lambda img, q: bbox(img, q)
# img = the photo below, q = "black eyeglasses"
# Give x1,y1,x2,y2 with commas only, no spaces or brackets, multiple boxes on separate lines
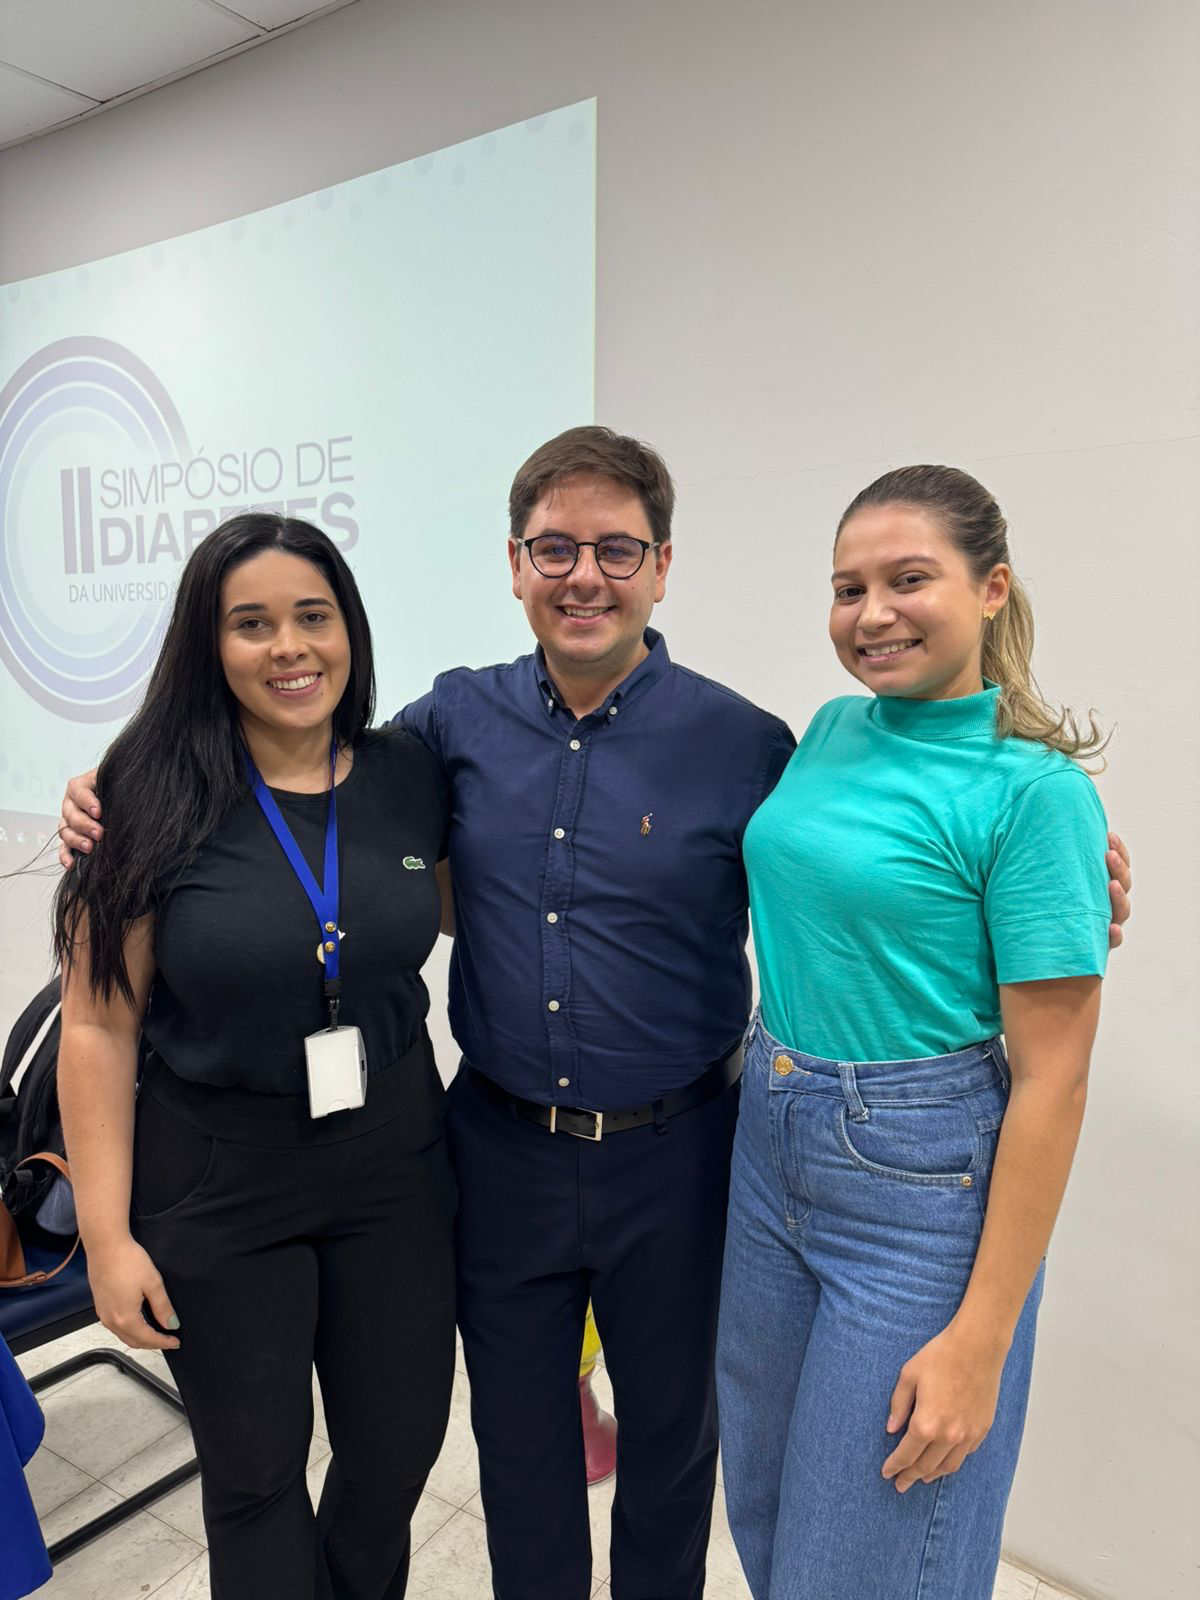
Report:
516,534,660,579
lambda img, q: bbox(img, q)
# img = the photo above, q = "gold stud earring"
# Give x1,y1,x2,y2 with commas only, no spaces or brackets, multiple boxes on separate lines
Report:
983,610,996,621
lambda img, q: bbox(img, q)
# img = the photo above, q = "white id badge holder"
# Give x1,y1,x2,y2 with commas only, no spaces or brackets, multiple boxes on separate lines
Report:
305,1025,367,1119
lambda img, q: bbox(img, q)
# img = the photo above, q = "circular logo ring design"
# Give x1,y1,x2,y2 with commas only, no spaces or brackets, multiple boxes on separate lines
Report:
0,336,191,722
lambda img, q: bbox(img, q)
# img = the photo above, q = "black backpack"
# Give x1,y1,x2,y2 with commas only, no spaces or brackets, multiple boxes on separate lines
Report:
0,976,66,1225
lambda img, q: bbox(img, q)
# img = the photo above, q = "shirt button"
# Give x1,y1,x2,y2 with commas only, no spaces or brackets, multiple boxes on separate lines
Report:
547,1000,560,1012
547,698,555,710
546,912,559,924
558,1077,570,1088
608,705,618,716
553,828,565,840
569,739,581,751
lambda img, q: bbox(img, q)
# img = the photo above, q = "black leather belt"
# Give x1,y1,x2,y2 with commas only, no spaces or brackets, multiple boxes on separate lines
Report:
468,1046,744,1142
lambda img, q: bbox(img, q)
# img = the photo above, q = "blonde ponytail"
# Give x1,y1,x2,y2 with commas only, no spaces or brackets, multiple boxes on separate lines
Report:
984,575,1108,770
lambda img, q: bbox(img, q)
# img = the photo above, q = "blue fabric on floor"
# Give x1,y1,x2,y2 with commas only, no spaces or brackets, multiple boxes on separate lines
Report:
0,1333,51,1598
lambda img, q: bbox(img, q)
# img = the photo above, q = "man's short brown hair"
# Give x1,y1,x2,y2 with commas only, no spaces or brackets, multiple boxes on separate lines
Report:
508,426,676,546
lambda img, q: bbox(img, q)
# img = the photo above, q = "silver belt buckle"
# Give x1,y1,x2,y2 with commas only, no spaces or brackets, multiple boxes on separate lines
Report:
548,1105,604,1141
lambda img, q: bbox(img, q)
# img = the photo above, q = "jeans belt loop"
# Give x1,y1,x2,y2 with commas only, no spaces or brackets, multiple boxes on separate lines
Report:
985,1035,1011,1089
837,1061,870,1123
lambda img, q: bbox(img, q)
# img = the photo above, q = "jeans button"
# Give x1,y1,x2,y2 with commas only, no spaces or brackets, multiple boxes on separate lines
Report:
773,1055,794,1076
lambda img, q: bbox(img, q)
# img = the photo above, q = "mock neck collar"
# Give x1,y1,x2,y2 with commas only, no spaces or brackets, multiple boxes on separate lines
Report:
869,680,1001,742
535,629,670,718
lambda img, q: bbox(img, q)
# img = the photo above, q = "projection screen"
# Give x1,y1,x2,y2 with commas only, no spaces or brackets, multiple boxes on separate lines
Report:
0,98,596,896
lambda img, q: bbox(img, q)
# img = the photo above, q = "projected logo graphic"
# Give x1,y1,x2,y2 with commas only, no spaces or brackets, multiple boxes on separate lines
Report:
0,336,192,723
0,337,361,725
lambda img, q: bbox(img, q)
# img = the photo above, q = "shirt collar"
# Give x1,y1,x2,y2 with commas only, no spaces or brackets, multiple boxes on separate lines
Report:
535,628,671,719
869,679,1002,742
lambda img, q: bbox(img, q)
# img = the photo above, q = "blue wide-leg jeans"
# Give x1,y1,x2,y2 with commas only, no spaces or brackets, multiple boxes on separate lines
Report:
716,1013,1042,1600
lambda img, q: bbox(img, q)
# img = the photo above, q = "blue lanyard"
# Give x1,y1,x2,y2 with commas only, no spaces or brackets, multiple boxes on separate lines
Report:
246,739,343,1027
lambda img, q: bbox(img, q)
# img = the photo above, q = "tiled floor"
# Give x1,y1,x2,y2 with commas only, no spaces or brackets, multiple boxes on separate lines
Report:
16,1322,1081,1600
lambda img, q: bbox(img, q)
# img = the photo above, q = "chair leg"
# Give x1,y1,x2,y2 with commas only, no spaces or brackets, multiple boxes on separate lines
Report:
30,1347,201,1565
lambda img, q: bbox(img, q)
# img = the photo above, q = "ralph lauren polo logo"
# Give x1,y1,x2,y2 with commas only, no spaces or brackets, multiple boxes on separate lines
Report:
640,813,653,836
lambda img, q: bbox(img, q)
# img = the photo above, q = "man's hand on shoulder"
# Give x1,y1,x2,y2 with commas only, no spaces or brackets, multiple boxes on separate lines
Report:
1106,832,1132,950
58,769,102,869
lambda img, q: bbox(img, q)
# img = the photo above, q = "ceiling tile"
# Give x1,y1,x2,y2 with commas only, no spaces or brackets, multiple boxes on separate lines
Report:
216,1,332,26
0,62,96,146
0,0,259,102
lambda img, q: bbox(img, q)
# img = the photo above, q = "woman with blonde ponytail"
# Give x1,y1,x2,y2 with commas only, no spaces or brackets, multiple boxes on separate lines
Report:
717,466,1113,1600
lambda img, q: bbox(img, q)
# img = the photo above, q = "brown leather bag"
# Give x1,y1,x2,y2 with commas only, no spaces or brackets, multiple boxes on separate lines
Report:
0,1153,81,1288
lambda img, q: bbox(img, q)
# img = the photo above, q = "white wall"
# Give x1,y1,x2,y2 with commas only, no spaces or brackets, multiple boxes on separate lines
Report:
2,2,1197,1595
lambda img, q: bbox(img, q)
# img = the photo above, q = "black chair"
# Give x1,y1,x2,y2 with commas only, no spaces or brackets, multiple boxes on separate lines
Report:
0,1236,200,1564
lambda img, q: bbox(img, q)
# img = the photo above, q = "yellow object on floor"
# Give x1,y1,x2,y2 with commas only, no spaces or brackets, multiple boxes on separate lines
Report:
579,1303,601,1378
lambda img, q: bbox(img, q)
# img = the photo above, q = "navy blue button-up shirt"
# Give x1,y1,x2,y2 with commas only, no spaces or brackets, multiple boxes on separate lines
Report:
398,631,794,1108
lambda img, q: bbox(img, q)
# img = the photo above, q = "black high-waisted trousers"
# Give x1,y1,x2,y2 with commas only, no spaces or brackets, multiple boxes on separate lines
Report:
132,1035,457,1600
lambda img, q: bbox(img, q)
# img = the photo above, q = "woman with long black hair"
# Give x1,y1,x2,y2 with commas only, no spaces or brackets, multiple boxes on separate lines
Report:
54,514,455,1600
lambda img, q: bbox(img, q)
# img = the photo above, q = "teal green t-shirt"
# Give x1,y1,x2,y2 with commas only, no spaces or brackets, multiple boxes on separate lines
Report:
744,684,1109,1061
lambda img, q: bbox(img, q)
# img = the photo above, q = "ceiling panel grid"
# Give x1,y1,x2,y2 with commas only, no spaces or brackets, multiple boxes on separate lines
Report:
0,0,359,150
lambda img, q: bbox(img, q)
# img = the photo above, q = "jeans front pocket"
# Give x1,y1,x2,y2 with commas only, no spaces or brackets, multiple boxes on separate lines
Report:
836,1097,980,1186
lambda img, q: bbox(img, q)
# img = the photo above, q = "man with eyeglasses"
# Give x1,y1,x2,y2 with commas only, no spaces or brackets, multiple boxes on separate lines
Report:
396,425,795,1600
